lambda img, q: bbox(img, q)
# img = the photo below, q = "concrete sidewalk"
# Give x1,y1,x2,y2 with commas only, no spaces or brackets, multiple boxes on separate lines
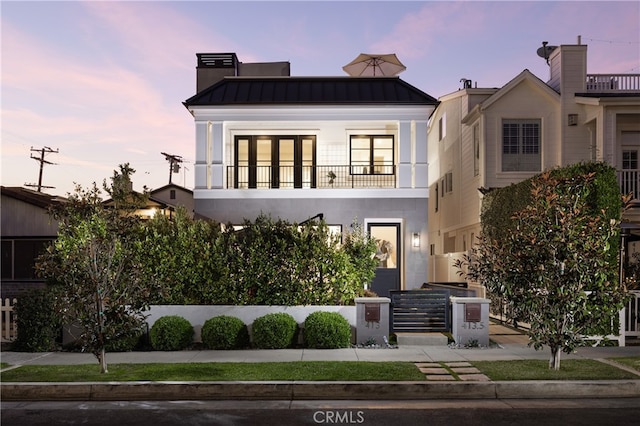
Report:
2,342,640,367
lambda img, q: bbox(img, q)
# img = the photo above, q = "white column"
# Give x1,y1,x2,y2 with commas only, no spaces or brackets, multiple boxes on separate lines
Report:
210,122,224,188
398,121,412,188
414,120,429,188
194,121,209,189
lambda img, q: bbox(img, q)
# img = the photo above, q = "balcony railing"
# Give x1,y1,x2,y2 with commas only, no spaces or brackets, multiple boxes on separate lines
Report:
586,74,640,93
619,169,640,200
226,165,396,189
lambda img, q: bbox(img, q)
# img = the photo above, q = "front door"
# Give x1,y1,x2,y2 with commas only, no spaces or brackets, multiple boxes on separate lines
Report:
367,222,401,297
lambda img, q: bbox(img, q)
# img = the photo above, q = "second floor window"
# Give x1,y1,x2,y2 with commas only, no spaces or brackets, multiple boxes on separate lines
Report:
502,119,541,172
350,135,394,175
233,135,316,188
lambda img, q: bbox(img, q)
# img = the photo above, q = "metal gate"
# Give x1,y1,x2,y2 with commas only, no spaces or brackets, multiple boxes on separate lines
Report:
390,290,451,333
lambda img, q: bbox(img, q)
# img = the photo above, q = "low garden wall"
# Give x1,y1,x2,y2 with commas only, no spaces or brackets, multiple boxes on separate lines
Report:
146,305,356,343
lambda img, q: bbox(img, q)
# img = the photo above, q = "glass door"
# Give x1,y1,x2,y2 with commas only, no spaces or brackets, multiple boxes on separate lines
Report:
367,222,401,297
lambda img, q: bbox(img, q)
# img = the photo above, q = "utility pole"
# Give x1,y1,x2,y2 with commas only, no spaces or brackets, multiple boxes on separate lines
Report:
25,146,58,192
161,152,183,184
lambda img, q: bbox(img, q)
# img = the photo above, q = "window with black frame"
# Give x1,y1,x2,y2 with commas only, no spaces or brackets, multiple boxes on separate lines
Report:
349,135,394,175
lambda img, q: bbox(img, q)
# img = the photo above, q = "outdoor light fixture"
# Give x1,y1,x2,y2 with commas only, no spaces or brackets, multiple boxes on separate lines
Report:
412,232,420,248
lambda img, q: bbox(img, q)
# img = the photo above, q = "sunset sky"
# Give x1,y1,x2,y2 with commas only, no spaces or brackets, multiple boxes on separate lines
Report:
2,1,639,196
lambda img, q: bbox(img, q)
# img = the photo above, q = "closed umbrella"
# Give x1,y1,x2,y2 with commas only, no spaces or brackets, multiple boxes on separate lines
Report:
342,53,406,77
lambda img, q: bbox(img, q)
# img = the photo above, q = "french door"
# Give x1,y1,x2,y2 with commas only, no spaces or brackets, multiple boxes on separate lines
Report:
234,135,316,188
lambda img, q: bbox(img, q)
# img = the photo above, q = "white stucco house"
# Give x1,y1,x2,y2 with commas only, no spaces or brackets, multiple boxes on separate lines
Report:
427,39,640,282
183,53,438,296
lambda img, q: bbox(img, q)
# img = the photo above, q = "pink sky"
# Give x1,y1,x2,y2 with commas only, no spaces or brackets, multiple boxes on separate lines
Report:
2,1,639,196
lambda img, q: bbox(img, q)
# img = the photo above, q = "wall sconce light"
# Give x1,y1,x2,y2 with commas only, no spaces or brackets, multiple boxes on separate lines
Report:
412,232,420,248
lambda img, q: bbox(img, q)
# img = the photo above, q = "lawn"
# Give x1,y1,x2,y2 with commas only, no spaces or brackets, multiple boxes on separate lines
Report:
472,359,640,381
2,358,639,382
0,361,426,382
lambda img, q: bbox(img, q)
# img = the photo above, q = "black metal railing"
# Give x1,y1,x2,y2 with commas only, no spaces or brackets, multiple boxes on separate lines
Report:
226,165,396,189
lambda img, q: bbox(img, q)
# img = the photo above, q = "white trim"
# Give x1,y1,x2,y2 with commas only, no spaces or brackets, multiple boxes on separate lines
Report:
189,105,433,122
193,188,427,200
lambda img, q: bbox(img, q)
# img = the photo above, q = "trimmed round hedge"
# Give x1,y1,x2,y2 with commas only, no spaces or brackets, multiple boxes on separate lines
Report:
150,315,194,351
304,311,351,349
201,315,249,350
252,312,298,349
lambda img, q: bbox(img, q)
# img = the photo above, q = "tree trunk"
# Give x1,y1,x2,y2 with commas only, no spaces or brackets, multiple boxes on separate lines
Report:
99,347,108,374
549,345,561,370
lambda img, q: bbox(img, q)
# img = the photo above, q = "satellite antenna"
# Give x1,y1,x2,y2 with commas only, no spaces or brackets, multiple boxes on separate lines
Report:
537,41,557,65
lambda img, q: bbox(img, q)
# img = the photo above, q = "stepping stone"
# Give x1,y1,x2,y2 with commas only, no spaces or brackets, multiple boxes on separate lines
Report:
415,363,441,368
450,367,481,374
426,375,457,381
458,374,491,382
418,367,449,374
445,362,471,367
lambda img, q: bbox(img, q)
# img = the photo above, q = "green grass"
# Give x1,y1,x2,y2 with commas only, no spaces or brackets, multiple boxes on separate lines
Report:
0,362,8,369
473,359,640,381
3,358,638,382
0,361,426,382
612,357,640,372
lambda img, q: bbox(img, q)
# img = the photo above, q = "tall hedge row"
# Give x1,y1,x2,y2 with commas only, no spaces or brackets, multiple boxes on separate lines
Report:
137,211,377,306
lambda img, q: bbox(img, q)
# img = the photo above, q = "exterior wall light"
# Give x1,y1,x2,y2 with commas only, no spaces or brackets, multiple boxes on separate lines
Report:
412,232,420,248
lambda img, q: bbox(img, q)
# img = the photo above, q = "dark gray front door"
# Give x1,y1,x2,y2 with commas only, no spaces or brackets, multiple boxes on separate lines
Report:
368,223,401,297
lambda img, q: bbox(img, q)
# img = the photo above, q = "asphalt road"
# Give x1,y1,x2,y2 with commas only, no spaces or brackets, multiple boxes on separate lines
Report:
2,399,639,426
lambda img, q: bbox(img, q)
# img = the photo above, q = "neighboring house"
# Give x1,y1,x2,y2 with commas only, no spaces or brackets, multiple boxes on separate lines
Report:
183,53,438,296
0,186,66,299
150,184,195,219
102,183,194,220
427,39,640,283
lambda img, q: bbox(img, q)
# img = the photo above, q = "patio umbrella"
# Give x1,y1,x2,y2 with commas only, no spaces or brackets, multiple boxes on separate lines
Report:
342,53,406,77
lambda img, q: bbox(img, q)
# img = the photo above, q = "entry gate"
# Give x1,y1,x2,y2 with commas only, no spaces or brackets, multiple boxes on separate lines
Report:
390,290,451,333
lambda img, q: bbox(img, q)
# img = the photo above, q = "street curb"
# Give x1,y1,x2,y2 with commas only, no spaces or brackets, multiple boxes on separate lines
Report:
2,380,640,401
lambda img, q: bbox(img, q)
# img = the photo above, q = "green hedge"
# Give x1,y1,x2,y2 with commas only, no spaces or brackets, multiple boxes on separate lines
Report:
201,315,249,350
149,315,194,351
13,287,60,352
303,311,351,349
251,313,298,349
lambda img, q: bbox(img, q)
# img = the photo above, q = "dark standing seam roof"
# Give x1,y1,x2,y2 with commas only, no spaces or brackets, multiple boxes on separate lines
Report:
184,76,438,106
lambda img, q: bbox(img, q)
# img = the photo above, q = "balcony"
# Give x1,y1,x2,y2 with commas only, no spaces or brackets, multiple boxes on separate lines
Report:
227,165,396,189
586,74,640,93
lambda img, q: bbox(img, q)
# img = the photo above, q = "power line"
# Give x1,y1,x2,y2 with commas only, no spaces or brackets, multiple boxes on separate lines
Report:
161,152,183,185
25,146,59,192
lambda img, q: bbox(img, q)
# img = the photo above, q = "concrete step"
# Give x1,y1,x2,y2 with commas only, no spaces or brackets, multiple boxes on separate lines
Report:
396,332,448,346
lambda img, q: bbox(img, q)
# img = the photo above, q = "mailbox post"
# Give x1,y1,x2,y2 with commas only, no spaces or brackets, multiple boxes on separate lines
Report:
355,297,390,346
450,297,490,347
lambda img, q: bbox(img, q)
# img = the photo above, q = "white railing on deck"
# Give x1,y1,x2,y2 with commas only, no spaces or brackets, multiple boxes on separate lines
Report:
1,298,17,342
626,290,640,338
618,169,640,200
586,74,640,93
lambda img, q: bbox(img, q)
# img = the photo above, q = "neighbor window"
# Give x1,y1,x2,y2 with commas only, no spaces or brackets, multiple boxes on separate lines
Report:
501,119,541,172
350,135,394,175
473,124,480,176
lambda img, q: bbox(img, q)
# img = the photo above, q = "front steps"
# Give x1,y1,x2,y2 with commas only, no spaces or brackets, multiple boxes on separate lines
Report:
396,332,448,346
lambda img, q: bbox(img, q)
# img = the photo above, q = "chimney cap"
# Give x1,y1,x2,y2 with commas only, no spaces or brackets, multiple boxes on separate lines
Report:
197,53,238,68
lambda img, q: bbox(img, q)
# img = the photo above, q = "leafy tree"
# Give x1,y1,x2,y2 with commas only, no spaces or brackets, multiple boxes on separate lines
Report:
458,166,627,369
36,164,161,373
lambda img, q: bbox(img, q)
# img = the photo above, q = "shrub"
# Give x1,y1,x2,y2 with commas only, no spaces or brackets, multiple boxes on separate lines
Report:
149,315,193,351
303,311,351,349
201,315,249,350
252,313,298,349
13,287,60,352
